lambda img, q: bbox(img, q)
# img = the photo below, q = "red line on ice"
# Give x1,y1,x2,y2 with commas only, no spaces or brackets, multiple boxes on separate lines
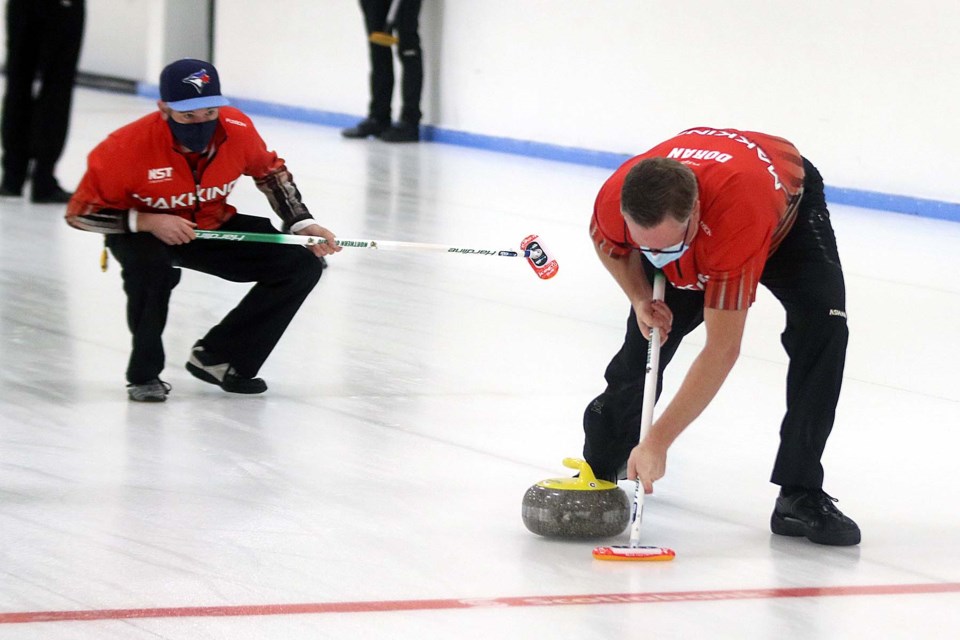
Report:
2,582,959,624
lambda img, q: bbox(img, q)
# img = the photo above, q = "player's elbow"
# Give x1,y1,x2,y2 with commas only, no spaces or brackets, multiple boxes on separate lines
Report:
717,343,741,371
722,345,741,370
704,340,741,372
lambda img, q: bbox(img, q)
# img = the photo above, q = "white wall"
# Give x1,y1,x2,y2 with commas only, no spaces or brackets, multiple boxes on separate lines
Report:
211,0,959,203
77,0,153,79
5,0,958,203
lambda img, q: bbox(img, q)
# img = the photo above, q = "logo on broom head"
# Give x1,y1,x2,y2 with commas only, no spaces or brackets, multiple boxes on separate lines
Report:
182,69,212,94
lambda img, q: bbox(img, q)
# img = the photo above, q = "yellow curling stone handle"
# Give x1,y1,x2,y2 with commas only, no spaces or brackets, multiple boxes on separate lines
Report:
535,458,619,491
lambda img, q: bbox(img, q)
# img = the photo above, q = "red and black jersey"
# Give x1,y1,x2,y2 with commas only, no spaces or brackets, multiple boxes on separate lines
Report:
591,127,805,310
66,106,313,233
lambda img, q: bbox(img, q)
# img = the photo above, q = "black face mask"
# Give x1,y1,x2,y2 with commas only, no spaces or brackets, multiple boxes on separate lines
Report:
167,118,218,153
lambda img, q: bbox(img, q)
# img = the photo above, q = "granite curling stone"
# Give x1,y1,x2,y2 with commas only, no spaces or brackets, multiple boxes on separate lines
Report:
522,458,630,538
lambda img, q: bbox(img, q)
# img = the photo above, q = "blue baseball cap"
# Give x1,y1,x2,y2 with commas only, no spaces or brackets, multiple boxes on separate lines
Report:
159,58,230,111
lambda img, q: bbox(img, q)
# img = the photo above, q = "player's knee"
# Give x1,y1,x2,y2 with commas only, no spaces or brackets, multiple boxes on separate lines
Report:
818,305,848,337
790,306,848,351
295,249,325,287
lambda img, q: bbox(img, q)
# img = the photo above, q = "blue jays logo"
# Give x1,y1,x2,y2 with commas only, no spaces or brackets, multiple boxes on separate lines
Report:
181,69,212,94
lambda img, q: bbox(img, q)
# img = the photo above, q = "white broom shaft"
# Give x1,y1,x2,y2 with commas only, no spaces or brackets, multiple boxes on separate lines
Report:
640,272,666,432
628,270,666,548
385,0,403,27
193,229,539,258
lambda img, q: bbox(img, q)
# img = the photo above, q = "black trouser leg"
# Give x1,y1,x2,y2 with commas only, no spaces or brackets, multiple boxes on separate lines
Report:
395,0,423,125
174,215,324,377
583,262,706,482
1,0,40,190
30,0,85,192
105,233,182,384
760,159,847,490
360,0,395,123
0,0,84,193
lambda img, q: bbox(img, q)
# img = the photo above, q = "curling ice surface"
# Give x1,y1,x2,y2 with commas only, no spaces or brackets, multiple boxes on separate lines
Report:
1,86,959,639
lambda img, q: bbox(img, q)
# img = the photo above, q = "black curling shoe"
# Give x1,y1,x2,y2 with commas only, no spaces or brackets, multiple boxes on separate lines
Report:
31,185,73,204
771,488,861,546
186,342,267,394
341,118,387,139
379,122,420,143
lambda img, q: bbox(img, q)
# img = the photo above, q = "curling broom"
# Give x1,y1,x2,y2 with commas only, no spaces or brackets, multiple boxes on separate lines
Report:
592,271,675,561
193,229,559,280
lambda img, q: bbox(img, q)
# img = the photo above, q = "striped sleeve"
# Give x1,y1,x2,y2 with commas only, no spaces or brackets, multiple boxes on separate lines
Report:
65,205,129,233
590,174,636,258
253,161,314,232
590,212,633,257
64,137,134,234
702,259,761,311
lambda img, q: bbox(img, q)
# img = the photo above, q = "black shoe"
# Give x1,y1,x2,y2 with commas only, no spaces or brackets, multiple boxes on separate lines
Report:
185,342,268,394
0,185,22,197
771,488,861,546
379,123,420,143
31,185,73,204
341,118,387,139
127,378,172,402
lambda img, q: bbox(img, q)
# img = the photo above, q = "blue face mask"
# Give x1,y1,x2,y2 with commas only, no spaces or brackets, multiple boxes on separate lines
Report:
167,118,218,153
641,242,690,268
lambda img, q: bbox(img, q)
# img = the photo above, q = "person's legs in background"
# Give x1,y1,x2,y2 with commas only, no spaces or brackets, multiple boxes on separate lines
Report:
0,0,84,203
342,0,393,139
30,0,85,202
379,0,422,142
1,0,40,196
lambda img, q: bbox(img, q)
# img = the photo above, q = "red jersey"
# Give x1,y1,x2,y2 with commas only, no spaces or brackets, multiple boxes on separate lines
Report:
591,127,805,310
66,106,312,233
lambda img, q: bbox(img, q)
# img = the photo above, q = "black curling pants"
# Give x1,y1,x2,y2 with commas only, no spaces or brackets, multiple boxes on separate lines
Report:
359,0,423,126
105,214,325,385
1,0,85,193
583,158,848,490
